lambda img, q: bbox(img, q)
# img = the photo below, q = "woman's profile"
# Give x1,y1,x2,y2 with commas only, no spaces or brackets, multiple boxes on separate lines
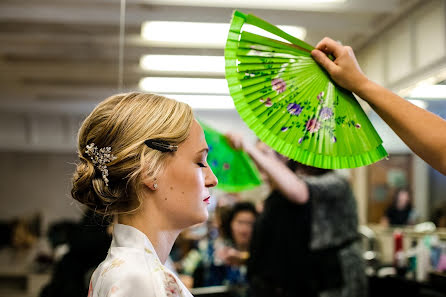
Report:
71,92,218,297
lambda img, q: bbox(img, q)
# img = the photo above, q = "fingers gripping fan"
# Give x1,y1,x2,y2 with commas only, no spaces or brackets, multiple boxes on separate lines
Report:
201,122,262,192
225,10,387,169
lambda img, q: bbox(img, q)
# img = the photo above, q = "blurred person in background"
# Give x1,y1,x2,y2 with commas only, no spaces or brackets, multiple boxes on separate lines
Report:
39,209,112,297
218,202,257,285
180,202,257,290
432,203,446,228
227,134,366,297
179,205,231,288
381,188,416,226
0,214,40,250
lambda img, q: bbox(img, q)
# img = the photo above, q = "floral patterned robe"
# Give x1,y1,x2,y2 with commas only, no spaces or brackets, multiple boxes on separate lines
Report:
87,224,192,297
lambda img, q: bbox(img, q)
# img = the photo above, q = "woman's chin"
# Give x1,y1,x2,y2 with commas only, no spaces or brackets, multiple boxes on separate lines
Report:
183,210,208,229
197,210,209,224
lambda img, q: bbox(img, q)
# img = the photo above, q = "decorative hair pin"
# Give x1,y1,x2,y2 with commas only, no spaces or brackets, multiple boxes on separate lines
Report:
144,139,178,152
85,143,117,186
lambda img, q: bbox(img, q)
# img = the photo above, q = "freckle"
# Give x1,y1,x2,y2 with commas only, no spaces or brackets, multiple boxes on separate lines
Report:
170,186,173,190
182,192,185,194
165,197,167,201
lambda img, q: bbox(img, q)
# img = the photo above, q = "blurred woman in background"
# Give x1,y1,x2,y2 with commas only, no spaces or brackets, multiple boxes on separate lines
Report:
381,188,416,226
180,202,257,289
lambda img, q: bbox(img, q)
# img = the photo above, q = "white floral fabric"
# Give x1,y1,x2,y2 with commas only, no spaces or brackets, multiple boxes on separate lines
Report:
87,224,193,297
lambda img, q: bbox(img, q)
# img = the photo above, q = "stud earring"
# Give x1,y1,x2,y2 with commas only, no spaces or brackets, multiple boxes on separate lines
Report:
153,183,158,189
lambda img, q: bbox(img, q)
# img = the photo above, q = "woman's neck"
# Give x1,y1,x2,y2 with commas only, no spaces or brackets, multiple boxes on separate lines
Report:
119,213,180,264
235,242,249,251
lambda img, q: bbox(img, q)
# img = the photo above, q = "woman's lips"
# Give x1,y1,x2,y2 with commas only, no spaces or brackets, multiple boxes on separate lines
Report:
203,196,210,204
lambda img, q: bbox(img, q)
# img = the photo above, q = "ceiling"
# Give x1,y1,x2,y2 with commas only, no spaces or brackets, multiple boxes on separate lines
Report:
0,0,423,110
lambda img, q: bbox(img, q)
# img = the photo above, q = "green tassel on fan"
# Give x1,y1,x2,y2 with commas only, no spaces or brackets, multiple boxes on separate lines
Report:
200,121,263,192
225,10,388,169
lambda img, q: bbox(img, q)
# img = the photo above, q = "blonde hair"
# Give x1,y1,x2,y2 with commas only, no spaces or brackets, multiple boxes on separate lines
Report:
71,92,194,215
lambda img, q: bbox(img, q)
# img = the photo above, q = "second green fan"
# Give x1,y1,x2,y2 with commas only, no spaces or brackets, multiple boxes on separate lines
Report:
201,122,262,192
225,10,388,169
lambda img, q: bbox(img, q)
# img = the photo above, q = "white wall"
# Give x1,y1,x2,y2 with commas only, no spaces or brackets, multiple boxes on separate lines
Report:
357,0,446,91
0,152,83,231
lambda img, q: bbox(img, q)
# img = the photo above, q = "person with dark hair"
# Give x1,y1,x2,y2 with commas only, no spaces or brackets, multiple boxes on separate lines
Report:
0,214,41,250
40,210,112,297
219,202,258,268
226,135,366,297
180,202,257,288
432,203,446,228
381,188,416,226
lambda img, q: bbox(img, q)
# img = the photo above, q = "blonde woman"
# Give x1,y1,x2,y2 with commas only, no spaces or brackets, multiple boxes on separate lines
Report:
71,93,218,297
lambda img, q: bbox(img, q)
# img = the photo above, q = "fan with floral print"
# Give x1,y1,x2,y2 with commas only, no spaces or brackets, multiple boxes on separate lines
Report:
201,121,262,192
225,10,388,169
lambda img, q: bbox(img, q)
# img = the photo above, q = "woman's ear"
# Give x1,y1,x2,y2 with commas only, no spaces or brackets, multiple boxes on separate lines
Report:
142,176,158,191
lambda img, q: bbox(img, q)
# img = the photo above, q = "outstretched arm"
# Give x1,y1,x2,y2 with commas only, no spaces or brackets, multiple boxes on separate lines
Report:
311,37,446,175
226,133,309,204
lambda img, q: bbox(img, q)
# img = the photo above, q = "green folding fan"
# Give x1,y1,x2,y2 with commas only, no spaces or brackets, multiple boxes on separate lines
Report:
200,121,262,192
225,10,388,169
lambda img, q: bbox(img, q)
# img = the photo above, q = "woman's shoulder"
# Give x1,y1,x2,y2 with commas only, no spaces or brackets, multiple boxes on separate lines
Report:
303,171,347,187
90,249,150,282
89,248,163,296
303,172,351,197
89,247,191,297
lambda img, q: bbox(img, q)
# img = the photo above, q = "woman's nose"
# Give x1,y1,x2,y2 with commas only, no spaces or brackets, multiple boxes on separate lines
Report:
205,167,218,188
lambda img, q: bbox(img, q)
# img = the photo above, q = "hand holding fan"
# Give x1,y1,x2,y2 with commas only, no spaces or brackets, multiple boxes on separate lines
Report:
201,122,262,192
225,10,388,169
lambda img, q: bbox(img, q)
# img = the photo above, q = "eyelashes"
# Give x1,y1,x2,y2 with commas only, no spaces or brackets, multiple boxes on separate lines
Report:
197,162,207,168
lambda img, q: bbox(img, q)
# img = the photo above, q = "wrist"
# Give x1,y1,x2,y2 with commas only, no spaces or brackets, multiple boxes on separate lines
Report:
352,78,376,101
243,142,255,155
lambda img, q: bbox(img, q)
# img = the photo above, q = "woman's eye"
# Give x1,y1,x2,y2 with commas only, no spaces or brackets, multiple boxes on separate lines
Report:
197,162,207,168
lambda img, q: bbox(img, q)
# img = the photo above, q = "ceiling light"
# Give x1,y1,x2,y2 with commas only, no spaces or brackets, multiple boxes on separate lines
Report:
140,55,225,73
141,22,228,47
160,94,235,109
408,85,446,99
141,21,306,47
398,68,446,97
139,77,229,94
143,0,345,10
408,100,428,109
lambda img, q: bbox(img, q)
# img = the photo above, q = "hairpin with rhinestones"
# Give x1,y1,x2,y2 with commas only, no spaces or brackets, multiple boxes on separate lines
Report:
144,139,178,152
85,143,117,186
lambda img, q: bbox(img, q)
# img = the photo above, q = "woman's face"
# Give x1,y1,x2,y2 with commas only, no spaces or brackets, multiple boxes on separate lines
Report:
155,120,218,229
230,210,256,248
396,190,410,210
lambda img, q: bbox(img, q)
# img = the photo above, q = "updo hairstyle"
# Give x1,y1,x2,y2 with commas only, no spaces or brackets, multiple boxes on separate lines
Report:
71,92,194,215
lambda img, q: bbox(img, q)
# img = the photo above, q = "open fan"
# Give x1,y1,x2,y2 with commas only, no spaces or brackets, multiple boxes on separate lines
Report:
201,121,263,192
225,10,388,169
